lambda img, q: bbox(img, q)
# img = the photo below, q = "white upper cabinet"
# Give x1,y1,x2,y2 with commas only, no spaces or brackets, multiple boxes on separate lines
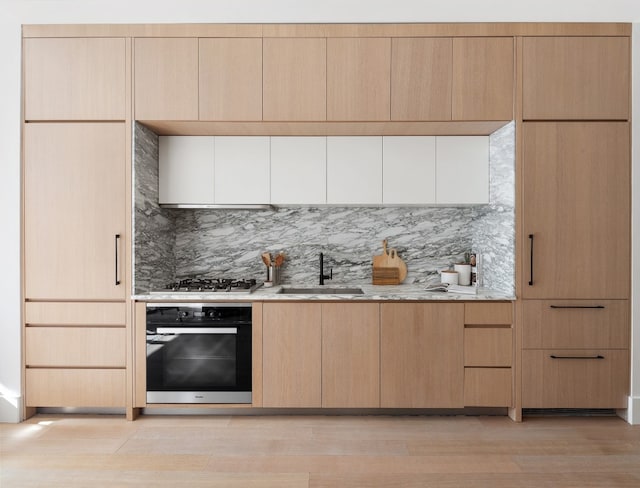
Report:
159,136,215,205
383,136,436,204
271,137,327,204
327,137,383,205
436,136,489,204
214,137,270,204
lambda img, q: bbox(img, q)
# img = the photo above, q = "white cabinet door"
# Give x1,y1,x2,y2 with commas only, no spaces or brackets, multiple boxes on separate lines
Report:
158,136,214,205
383,136,436,204
271,137,327,204
436,136,489,204
214,136,270,204
327,136,382,204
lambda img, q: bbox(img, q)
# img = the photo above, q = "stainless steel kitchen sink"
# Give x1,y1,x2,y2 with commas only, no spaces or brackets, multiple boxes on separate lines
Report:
278,287,364,295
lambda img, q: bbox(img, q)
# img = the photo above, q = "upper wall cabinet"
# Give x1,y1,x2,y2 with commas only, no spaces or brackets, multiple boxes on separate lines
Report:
452,37,514,121
24,38,126,121
436,136,489,204
271,137,327,204
327,137,383,204
391,38,452,121
383,136,436,204
263,38,327,121
214,137,270,204
522,37,629,120
134,38,198,120
159,136,215,205
199,38,262,121
327,38,391,121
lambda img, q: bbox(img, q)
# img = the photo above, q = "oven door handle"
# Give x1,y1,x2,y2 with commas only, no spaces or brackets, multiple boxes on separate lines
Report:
155,327,238,335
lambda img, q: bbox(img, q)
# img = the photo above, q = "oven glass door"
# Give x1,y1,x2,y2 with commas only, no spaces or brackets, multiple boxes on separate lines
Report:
146,304,252,403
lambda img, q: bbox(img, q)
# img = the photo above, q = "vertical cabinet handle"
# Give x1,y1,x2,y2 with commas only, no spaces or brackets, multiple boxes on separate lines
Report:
528,234,534,286
115,234,121,286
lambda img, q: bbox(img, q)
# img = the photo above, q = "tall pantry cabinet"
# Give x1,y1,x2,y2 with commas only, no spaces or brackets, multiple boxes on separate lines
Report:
22,38,131,414
520,36,631,409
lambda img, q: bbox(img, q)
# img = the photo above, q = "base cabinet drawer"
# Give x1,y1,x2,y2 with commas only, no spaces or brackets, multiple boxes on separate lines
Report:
464,327,512,366
522,349,629,409
464,368,512,407
26,327,126,367
523,300,629,349
26,368,126,407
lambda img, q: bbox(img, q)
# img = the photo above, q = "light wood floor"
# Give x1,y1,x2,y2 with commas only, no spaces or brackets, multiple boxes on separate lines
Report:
2,414,640,487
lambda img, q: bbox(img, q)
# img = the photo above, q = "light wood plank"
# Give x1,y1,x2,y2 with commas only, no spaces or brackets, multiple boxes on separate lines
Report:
464,302,513,325
24,38,126,120
26,327,126,367
252,302,263,408
262,303,322,407
391,37,452,121
380,303,464,408
22,22,632,38
25,302,126,326
327,38,391,121
522,299,630,349
134,38,198,120
140,120,508,136
134,301,147,408
322,303,380,408
452,37,514,120
263,38,327,121
24,123,126,300
464,368,512,407
523,36,630,120
25,369,126,407
199,38,262,121
522,122,630,299
464,328,512,367
522,349,630,408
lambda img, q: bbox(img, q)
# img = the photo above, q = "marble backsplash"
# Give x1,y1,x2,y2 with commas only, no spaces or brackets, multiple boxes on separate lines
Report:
133,122,515,295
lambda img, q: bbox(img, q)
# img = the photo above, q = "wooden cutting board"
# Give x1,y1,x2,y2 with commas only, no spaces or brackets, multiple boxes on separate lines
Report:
372,239,391,268
388,248,408,282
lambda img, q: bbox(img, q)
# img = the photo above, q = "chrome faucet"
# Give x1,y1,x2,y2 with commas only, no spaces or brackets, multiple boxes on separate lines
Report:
319,252,333,285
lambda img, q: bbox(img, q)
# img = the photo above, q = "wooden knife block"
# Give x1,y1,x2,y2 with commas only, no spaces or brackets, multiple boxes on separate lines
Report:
372,267,400,285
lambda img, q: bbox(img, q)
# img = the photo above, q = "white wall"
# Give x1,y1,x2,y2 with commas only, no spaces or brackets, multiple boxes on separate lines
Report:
2,0,640,422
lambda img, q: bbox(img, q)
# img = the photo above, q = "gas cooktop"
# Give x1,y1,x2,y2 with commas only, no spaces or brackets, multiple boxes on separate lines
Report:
150,278,262,294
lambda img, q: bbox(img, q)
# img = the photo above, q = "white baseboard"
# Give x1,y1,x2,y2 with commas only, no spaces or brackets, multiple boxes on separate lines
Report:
618,396,640,424
0,394,21,423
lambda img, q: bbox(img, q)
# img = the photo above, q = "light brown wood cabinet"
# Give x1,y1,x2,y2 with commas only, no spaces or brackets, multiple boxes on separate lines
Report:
522,349,629,408
262,303,322,407
263,38,327,121
522,122,630,299
463,303,513,407
452,37,514,120
24,37,126,121
322,303,380,408
522,300,629,350
391,38,452,121
380,303,464,408
134,38,198,120
24,123,126,300
24,302,127,408
523,37,630,120
327,38,391,121
199,38,262,121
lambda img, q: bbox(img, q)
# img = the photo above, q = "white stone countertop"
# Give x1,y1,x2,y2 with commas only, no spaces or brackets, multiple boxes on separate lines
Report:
133,283,515,302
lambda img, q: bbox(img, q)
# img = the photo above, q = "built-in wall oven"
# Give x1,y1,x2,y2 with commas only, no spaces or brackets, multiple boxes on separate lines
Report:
146,303,252,404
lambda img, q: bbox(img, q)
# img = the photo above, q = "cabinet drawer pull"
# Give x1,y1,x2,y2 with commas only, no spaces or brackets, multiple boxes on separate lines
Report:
549,355,605,360
115,234,121,286
528,234,534,286
549,305,605,309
